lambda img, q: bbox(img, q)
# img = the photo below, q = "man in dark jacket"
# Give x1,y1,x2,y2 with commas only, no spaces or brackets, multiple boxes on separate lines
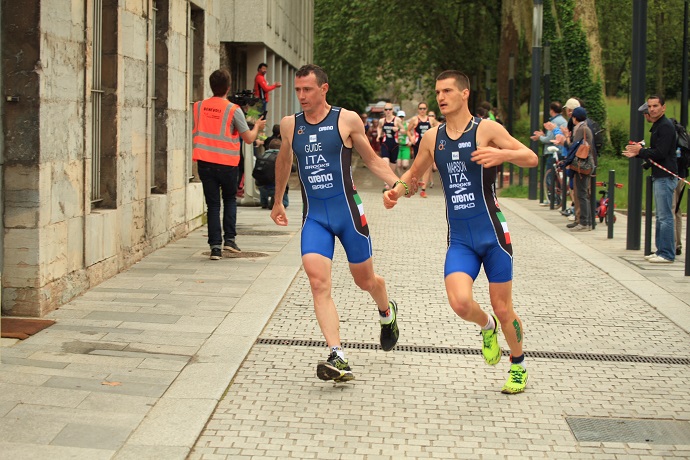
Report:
624,95,679,263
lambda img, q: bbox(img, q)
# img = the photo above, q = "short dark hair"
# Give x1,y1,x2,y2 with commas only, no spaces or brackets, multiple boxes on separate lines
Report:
296,64,329,86
476,107,488,118
648,94,666,105
436,70,470,91
480,101,492,111
209,69,231,97
550,101,563,114
257,63,267,71
271,124,280,136
268,138,282,149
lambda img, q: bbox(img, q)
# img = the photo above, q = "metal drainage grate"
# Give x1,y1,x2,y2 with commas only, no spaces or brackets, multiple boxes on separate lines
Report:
238,230,291,236
203,250,268,258
255,338,690,365
567,417,690,444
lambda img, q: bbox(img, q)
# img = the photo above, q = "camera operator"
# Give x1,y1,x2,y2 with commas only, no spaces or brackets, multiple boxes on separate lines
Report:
254,63,281,113
192,69,266,260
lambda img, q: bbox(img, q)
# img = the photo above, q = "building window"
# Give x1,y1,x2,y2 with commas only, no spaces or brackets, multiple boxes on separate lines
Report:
92,0,118,208
187,4,204,182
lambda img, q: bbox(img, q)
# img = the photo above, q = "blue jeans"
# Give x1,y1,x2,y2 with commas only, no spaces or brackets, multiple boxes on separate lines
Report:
653,176,678,261
197,161,239,248
258,185,289,208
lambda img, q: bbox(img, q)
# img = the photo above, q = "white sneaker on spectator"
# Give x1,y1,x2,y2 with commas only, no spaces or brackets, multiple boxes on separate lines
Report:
567,215,576,221
648,255,673,264
644,253,657,260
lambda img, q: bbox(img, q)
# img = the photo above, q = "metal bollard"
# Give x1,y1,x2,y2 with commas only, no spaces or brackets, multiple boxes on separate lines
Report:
686,193,689,276
591,175,597,230
644,175,653,257
607,170,615,239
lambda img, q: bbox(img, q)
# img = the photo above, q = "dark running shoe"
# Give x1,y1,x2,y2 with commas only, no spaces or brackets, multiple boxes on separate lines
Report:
316,351,354,382
210,248,222,260
223,240,241,253
380,300,399,351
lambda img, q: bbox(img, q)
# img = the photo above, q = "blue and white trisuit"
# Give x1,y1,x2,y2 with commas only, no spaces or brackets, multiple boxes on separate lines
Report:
433,117,514,283
291,107,372,264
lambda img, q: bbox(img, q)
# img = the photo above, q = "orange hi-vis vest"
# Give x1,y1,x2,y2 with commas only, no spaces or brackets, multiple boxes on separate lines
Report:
192,97,242,166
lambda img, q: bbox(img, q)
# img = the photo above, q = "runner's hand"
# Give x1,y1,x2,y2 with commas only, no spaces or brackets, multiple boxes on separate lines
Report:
383,189,400,209
271,203,288,226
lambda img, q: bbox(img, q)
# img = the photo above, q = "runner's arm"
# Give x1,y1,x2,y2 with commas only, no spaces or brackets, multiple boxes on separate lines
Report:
271,116,295,226
471,120,537,168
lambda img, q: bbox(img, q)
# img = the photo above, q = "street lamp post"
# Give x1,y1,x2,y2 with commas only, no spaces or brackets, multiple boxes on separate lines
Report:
627,0,647,250
508,54,515,186
528,0,544,200
540,41,551,205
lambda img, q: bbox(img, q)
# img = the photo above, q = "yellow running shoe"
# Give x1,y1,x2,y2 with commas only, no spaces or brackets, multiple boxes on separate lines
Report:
480,314,501,365
501,364,528,394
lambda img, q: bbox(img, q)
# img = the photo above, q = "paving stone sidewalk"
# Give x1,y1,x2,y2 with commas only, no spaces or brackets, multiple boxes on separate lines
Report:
2,167,689,459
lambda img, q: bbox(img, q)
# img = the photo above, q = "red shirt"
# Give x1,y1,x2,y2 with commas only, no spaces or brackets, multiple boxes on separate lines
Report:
254,72,278,102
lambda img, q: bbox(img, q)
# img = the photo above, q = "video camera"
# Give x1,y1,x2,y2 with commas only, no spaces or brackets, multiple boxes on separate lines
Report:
228,89,261,107
228,89,265,122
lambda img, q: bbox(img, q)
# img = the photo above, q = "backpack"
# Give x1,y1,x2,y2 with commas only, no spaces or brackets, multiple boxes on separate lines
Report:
586,118,605,155
252,149,278,186
670,118,690,176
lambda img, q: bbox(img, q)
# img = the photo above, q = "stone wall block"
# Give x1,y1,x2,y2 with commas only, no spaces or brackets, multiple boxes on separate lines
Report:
66,216,84,273
146,194,168,240
122,57,147,107
41,220,68,284
169,186,186,228
50,160,83,223
40,101,85,163
120,9,148,62
170,0,188,35
186,183,205,221
85,212,104,266
40,35,85,102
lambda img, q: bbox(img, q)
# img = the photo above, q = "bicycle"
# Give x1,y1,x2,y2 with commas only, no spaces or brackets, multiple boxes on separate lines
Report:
595,181,624,224
543,146,564,207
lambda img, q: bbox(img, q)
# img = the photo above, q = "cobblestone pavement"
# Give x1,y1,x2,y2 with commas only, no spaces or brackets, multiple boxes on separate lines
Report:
190,167,690,459
2,165,689,459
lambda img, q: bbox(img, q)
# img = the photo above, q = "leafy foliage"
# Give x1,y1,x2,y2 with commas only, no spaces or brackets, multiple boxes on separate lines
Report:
544,0,607,128
314,0,502,111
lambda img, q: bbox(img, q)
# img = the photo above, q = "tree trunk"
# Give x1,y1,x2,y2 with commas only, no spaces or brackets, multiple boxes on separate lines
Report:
574,0,605,83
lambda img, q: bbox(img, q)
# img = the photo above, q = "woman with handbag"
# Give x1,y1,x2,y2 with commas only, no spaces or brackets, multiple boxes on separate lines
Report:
565,107,595,232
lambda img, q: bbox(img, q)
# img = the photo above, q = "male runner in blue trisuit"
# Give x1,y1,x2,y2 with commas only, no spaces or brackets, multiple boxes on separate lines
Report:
384,70,537,394
271,64,407,382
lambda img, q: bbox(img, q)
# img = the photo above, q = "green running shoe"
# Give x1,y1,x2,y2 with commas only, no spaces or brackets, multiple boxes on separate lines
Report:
501,364,528,394
480,314,501,365
380,300,399,351
316,352,354,382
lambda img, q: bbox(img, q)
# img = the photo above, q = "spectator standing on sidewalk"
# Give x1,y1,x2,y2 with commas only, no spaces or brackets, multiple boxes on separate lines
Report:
384,70,537,394
193,69,266,260
624,95,679,263
531,101,567,206
563,107,594,232
253,63,282,113
270,64,404,382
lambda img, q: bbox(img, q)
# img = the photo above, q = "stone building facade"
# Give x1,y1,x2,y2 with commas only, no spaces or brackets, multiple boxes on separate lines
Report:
0,0,313,317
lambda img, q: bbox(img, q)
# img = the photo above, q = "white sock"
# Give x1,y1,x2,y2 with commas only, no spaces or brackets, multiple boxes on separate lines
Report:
331,346,345,360
482,314,495,331
379,305,394,325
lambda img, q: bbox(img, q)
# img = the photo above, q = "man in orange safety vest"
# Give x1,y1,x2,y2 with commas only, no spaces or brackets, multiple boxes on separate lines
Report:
193,69,266,260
